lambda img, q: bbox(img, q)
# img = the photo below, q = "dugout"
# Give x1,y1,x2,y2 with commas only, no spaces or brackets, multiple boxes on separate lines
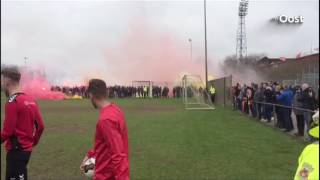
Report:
208,75,233,107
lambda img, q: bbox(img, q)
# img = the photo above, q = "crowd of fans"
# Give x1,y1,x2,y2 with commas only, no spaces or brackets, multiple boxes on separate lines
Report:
173,86,183,98
51,85,171,98
232,81,319,139
51,86,88,97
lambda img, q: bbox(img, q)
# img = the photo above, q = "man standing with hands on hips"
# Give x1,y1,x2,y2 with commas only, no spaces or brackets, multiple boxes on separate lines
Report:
1,66,45,180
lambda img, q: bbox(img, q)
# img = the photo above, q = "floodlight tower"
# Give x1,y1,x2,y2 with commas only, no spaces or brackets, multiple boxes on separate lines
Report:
236,0,249,61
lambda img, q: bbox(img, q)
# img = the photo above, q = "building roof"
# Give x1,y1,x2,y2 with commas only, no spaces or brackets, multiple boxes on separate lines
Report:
257,53,319,67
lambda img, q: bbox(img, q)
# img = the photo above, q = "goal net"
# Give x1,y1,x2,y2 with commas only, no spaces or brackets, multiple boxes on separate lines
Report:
182,75,215,110
132,80,153,98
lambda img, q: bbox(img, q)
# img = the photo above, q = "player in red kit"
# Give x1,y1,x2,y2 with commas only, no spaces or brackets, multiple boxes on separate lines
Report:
1,66,45,180
80,79,129,180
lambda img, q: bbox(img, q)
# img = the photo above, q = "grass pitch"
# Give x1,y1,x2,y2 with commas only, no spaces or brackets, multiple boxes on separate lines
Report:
1,97,306,180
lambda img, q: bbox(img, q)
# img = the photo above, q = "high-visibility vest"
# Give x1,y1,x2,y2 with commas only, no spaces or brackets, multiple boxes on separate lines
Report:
209,86,216,94
294,142,319,180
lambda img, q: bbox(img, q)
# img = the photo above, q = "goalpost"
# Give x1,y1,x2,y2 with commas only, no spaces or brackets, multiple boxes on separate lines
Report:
182,75,215,110
132,80,153,98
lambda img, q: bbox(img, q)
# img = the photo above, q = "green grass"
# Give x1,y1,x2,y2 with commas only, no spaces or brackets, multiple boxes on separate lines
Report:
1,97,306,180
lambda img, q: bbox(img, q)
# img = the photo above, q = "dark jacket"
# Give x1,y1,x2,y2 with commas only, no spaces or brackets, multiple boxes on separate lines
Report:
264,88,276,103
293,91,304,115
298,88,317,110
254,88,264,102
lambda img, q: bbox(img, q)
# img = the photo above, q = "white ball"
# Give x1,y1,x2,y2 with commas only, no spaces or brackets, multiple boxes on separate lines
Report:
85,170,94,178
84,158,95,178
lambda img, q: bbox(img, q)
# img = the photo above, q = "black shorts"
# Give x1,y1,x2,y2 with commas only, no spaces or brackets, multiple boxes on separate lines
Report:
6,150,31,180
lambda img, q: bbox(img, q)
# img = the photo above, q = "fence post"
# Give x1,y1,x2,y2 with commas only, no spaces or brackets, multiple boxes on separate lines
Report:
223,77,226,107
273,105,276,127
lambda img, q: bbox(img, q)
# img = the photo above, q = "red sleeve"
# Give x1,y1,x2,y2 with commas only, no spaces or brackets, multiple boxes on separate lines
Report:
1,102,18,143
87,149,95,158
33,106,45,146
98,119,128,180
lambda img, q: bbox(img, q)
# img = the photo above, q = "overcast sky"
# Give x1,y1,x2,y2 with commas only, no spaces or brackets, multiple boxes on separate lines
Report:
1,0,319,85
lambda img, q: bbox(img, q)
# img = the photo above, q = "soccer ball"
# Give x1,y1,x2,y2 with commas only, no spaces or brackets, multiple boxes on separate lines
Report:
83,158,95,178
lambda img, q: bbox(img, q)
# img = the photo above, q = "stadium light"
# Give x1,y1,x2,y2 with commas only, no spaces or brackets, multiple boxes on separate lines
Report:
24,56,28,66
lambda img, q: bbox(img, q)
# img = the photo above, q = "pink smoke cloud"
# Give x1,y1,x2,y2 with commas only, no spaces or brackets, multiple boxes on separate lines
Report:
20,67,65,100
103,20,204,85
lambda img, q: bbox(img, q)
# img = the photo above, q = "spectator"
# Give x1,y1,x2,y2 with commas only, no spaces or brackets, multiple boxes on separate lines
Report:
241,84,248,113
298,83,317,140
293,85,304,136
232,84,241,110
274,85,284,128
276,85,294,132
263,86,275,123
246,86,255,116
254,84,265,120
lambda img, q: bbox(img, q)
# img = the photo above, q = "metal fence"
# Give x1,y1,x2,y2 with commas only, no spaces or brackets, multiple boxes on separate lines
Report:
258,56,319,90
282,71,319,90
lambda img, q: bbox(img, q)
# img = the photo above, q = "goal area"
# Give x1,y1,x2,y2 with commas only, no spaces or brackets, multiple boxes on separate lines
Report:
182,75,215,110
132,80,153,98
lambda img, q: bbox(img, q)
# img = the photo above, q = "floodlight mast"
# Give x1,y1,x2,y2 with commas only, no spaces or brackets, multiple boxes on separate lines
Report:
236,0,249,62
24,56,28,66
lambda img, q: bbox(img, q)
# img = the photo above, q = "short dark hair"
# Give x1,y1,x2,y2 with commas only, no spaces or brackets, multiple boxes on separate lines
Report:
1,66,21,83
87,79,107,99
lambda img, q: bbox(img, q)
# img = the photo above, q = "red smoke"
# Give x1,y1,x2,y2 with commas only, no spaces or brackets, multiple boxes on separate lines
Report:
20,68,65,100
103,20,204,86
19,20,213,99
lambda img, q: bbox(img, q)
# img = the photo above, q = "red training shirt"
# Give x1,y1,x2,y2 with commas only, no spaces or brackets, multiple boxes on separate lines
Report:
87,103,129,180
1,92,45,152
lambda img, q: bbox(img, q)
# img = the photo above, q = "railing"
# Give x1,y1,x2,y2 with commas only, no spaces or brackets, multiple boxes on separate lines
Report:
233,98,318,140
254,101,316,113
